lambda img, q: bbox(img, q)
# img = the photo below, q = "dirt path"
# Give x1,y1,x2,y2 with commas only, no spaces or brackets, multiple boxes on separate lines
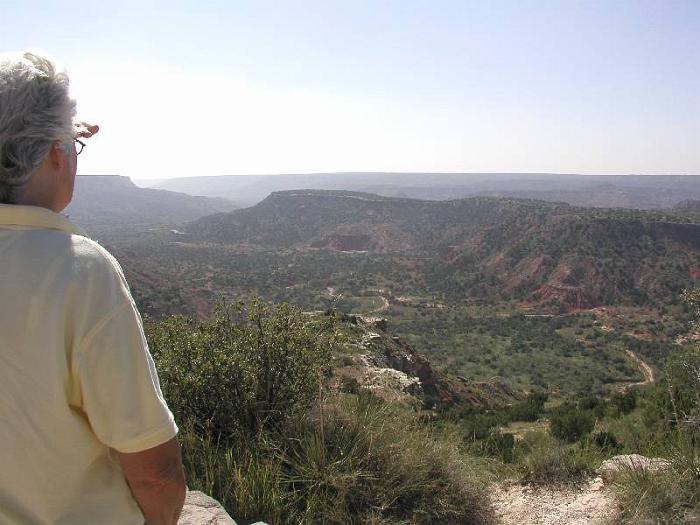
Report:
372,296,390,313
491,477,615,525
625,349,654,386
618,349,655,392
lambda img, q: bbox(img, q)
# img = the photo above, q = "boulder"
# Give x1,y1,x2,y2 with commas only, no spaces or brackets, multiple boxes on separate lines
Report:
362,316,388,332
597,454,670,483
177,491,236,525
348,315,388,332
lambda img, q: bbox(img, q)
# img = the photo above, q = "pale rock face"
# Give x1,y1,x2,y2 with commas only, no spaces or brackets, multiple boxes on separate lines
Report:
177,491,270,525
177,491,237,525
364,367,421,394
597,454,671,483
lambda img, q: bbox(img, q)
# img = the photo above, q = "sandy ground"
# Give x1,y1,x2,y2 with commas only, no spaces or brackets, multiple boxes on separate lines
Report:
491,477,616,525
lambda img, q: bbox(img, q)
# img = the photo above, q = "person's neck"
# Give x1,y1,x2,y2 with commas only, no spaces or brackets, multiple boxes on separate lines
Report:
16,167,67,213
17,186,61,212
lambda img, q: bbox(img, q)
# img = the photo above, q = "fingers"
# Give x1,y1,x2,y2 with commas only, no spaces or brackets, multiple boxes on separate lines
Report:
75,121,100,138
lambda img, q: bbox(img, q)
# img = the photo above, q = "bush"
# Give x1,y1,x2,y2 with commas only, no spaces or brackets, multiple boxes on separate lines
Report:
550,404,595,443
460,411,507,441
591,431,620,453
577,394,601,411
610,390,637,416
665,346,700,428
507,392,548,422
147,298,337,439
482,431,516,463
339,375,361,394
608,290,700,522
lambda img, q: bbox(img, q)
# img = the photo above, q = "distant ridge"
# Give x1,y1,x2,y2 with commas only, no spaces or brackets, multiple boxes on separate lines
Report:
674,199,700,213
154,172,700,209
66,175,237,236
182,189,700,309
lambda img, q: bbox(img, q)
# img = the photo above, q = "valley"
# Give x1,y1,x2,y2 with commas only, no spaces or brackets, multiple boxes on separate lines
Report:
63,177,700,523
74,188,699,400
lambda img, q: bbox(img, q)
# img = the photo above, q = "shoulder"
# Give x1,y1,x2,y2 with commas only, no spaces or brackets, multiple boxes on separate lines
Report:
69,235,124,275
64,234,132,303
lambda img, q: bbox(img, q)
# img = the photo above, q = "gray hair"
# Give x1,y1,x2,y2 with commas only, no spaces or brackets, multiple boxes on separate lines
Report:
0,51,76,203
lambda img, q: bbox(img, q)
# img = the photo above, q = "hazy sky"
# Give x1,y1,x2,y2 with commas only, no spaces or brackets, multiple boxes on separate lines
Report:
4,0,699,179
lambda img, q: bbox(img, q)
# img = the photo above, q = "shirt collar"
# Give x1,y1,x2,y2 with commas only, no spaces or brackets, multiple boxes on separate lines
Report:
0,204,86,236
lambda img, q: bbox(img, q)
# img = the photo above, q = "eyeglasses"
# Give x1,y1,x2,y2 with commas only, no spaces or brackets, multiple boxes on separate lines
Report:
74,138,86,156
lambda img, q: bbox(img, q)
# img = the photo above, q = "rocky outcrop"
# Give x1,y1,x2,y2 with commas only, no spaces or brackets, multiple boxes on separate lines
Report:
308,223,410,253
347,314,388,332
381,335,458,404
178,491,237,525
673,199,700,213
535,262,601,309
335,315,520,408
536,283,599,309
178,492,270,525
596,454,670,483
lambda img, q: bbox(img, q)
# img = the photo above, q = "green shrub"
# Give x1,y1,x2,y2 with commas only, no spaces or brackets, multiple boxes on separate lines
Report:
147,298,337,439
482,431,516,463
339,375,361,394
507,392,547,422
577,394,601,411
610,390,637,416
591,431,620,453
609,291,700,522
641,384,676,430
461,411,506,441
665,346,700,427
550,404,595,443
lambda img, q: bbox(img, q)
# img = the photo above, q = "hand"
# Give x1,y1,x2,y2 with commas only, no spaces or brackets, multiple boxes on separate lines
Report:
74,121,99,138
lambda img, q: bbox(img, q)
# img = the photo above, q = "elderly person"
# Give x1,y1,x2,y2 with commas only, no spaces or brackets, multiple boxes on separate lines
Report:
0,52,185,524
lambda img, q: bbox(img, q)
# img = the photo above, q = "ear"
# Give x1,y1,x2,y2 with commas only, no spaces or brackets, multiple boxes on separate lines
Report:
47,142,67,172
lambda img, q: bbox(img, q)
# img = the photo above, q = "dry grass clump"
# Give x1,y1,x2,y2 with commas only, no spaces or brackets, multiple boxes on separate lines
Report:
609,431,700,525
279,394,496,525
180,394,496,525
515,431,598,485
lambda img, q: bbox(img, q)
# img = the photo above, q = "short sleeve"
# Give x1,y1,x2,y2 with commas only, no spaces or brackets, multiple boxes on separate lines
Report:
74,299,178,453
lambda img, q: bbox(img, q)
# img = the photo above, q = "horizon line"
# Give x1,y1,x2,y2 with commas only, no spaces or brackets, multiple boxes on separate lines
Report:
77,171,700,180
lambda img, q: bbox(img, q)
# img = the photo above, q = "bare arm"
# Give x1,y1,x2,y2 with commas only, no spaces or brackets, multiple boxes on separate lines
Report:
116,436,187,525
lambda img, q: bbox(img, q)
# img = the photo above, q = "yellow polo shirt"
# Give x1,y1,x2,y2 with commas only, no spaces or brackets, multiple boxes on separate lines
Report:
0,204,178,524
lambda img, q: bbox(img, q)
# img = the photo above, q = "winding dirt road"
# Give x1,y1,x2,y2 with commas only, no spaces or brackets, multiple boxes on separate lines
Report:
619,349,655,392
370,296,390,313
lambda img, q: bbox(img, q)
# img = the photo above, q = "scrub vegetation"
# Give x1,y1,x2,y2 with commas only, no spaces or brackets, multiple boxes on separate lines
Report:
144,290,700,524
147,299,495,525
114,192,700,523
